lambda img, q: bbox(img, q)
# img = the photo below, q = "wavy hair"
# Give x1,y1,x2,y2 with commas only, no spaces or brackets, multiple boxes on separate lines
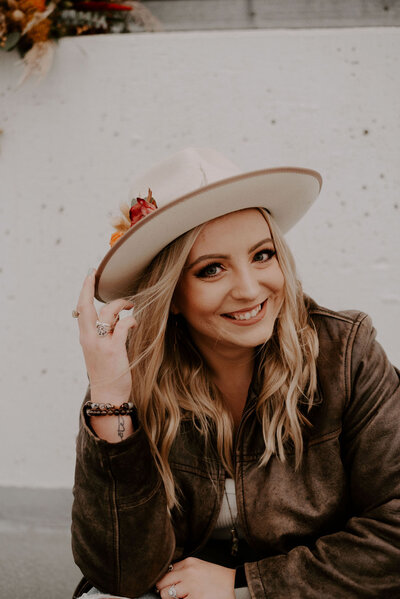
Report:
123,208,319,509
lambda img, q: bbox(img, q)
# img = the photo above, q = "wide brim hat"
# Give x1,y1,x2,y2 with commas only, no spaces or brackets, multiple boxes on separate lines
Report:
95,147,322,303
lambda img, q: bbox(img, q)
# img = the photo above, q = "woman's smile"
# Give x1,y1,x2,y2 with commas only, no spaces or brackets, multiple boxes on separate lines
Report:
222,299,266,323
172,209,285,355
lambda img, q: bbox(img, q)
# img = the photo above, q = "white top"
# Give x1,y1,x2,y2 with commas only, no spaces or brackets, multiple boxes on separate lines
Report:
211,477,245,540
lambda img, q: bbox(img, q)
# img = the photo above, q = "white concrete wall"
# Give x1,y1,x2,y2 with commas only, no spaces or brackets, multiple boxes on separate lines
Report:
1,29,399,488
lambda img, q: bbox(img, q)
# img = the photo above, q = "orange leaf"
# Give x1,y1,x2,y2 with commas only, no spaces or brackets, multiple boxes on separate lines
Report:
110,231,124,247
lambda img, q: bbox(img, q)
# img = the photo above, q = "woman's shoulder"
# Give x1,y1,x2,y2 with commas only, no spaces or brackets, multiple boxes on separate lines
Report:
303,296,399,416
303,295,381,380
304,294,372,343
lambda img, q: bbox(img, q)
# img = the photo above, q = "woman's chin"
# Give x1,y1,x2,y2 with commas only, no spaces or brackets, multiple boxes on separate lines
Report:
216,321,275,350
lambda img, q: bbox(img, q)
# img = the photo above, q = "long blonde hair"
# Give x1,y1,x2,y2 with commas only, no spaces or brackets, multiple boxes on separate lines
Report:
123,208,319,509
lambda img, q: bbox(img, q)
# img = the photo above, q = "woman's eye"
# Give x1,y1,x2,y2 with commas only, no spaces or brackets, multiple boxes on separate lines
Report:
253,249,276,263
196,263,223,278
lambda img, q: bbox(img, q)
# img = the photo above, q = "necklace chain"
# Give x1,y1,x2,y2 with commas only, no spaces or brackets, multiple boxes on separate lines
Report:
224,482,239,557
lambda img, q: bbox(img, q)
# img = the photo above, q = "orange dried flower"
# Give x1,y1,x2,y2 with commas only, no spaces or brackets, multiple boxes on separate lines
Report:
26,17,50,42
30,0,45,10
110,231,125,247
18,0,37,19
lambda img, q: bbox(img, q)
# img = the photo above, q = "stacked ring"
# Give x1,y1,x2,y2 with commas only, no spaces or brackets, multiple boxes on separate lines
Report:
96,320,115,336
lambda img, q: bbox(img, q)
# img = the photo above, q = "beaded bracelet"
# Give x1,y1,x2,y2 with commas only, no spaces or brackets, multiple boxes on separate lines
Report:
84,401,134,417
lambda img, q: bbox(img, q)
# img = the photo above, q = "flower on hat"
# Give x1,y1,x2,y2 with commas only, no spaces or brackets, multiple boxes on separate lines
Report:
110,231,124,246
110,188,158,247
129,189,157,225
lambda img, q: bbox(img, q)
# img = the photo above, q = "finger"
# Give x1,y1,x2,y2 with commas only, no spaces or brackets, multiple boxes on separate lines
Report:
75,270,99,335
159,582,184,599
156,573,173,590
111,315,138,345
156,567,183,590
156,559,187,590
98,299,135,324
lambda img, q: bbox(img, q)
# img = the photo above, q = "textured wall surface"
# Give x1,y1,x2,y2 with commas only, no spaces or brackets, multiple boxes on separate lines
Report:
0,28,399,488
142,0,400,29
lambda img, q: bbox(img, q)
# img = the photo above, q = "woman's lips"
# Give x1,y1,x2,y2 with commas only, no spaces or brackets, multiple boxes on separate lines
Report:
221,300,267,325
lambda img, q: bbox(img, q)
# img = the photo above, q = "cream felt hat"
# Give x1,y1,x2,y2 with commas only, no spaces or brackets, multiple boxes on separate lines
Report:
95,147,322,303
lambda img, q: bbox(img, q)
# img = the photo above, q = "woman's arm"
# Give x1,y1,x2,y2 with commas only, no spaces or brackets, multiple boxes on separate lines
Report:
76,269,136,443
72,272,175,596
72,385,176,598
245,315,400,598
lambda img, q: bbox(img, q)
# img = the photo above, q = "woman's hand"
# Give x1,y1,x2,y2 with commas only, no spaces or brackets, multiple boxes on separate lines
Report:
156,557,236,599
76,269,137,404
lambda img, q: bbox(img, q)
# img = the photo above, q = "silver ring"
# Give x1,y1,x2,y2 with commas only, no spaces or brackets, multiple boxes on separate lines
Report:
168,564,174,572
168,584,177,598
72,310,80,318
96,320,115,336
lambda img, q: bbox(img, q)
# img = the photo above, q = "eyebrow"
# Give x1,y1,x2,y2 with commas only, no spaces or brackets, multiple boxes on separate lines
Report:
186,237,274,270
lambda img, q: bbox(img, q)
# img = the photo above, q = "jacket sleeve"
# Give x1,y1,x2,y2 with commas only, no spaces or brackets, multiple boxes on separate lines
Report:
71,387,175,598
245,314,400,598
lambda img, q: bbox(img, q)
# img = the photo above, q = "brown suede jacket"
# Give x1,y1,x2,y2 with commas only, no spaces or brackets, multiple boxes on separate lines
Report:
71,299,400,598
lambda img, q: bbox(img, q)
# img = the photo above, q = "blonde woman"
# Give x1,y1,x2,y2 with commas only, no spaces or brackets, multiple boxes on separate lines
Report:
72,148,400,599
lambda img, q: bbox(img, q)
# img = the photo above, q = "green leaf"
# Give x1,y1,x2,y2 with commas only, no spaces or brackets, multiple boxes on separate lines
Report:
3,32,21,52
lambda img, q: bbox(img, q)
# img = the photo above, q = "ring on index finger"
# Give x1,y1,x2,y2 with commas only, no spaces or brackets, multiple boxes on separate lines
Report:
72,309,80,318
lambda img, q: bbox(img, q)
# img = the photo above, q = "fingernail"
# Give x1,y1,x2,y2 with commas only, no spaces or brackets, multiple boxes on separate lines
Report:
87,267,95,276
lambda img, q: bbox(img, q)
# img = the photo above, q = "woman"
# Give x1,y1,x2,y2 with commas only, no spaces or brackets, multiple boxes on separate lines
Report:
72,148,400,599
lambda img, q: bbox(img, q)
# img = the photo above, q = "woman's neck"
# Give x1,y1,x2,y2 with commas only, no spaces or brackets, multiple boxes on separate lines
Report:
197,342,254,384
194,340,255,428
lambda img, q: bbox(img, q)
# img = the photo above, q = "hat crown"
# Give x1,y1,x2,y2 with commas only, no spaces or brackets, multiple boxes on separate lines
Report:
130,147,241,207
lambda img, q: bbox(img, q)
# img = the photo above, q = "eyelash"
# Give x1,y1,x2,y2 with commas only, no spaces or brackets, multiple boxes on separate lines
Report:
195,249,277,279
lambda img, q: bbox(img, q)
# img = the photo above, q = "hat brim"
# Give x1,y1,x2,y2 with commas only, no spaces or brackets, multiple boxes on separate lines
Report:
95,167,322,303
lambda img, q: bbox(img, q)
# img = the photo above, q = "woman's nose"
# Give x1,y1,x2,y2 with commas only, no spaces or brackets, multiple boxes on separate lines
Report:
230,266,260,301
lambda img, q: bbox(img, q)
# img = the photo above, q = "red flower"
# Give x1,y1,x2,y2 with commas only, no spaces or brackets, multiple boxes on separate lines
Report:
75,2,133,11
129,189,158,226
109,189,157,248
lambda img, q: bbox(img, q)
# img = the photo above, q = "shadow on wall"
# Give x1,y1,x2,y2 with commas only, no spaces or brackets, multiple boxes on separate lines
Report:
0,487,81,599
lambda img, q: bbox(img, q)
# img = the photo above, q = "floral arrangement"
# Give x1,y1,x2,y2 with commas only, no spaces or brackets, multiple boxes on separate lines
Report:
110,188,158,247
0,0,161,80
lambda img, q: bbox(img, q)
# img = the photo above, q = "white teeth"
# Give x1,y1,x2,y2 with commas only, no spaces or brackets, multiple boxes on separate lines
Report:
230,303,262,320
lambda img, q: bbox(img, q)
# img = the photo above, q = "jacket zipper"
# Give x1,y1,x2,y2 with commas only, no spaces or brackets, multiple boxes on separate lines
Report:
232,401,259,550
185,400,257,558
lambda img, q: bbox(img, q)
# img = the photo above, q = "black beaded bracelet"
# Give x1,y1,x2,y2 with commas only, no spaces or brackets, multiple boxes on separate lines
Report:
84,401,134,416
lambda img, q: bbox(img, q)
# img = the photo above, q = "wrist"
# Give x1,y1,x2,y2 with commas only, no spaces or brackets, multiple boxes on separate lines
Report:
89,389,131,405
84,400,134,417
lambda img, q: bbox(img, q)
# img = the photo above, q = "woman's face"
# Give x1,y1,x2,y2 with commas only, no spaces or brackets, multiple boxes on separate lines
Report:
172,209,285,354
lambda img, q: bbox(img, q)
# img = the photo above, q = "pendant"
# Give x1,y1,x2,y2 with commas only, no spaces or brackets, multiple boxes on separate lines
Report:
230,526,239,556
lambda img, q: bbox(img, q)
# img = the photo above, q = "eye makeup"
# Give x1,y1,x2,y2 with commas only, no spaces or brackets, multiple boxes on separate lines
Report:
194,247,277,279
